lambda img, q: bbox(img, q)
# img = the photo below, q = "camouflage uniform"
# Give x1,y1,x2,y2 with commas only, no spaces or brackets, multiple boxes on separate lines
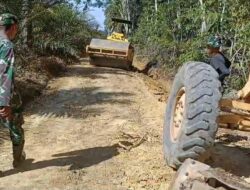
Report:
0,13,25,168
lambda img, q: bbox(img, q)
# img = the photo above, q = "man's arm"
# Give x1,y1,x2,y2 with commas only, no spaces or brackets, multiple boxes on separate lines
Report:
0,44,14,107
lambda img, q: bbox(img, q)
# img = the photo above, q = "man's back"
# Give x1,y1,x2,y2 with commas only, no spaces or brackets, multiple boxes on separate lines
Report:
209,53,230,82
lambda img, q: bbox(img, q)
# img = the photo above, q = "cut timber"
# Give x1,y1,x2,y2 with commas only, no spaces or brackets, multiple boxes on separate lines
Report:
238,74,250,99
218,114,250,130
219,99,250,130
220,99,250,111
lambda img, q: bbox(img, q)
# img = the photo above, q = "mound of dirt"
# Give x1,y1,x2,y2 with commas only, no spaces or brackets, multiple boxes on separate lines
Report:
133,54,173,103
15,56,67,105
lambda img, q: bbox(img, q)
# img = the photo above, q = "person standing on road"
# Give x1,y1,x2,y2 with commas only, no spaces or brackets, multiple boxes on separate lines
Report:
0,13,26,168
206,35,231,84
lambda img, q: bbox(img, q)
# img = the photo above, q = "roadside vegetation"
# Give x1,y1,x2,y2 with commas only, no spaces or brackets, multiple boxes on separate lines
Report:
104,0,250,90
0,0,104,103
2,0,250,91
0,0,103,58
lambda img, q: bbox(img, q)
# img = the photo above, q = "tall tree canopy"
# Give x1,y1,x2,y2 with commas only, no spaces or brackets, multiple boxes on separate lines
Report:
104,0,250,89
0,0,104,57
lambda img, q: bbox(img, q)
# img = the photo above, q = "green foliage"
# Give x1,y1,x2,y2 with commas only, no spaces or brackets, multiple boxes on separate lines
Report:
0,0,103,58
31,4,99,57
0,0,22,15
178,39,205,64
104,0,143,33
105,0,250,89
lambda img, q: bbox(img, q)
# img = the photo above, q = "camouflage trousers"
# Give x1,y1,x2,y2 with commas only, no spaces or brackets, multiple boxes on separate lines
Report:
0,110,25,146
1,88,25,146
0,110,25,167
0,87,25,167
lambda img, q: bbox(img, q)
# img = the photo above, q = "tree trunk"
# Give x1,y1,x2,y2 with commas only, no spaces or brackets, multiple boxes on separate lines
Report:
21,0,32,49
199,0,207,34
119,0,131,34
220,0,226,32
176,4,182,41
155,0,158,12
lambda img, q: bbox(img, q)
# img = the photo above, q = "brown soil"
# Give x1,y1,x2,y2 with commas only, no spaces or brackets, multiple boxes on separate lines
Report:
15,56,67,105
141,70,250,185
0,60,249,189
143,71,250,185
0,61,174,190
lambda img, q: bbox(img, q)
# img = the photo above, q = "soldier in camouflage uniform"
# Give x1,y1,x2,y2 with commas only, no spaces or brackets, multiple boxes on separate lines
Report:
0,13,25,168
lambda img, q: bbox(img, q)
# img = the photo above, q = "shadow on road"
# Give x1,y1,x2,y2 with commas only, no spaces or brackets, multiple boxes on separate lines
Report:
23,65,135,120
208,141,250,178
64,65,134,79
1,144,120,178
24,86,134,119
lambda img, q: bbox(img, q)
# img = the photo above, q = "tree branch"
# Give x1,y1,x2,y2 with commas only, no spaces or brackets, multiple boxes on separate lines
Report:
38,0,65,8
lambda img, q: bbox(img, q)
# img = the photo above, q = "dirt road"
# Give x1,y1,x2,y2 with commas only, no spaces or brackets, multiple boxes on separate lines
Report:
0,63,250,190
0,63,174,190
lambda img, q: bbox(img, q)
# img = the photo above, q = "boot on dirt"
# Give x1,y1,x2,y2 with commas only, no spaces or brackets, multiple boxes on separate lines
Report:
12,141,26,168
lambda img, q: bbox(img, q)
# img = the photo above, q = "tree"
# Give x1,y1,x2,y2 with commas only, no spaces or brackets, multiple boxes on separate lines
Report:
103,0,250,88
0,0,103,58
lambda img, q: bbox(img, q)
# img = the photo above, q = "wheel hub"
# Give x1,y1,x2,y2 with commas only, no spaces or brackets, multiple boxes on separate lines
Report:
171,88,185,142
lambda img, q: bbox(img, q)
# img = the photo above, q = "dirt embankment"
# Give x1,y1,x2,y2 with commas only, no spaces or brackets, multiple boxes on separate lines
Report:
15,56,68,105
132,55,173,103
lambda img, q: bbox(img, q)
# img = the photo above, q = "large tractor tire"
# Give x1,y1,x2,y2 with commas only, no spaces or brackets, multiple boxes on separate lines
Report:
163,62,221,169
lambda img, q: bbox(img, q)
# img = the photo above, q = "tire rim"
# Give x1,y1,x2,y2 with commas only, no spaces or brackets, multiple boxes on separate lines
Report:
171,87,185,142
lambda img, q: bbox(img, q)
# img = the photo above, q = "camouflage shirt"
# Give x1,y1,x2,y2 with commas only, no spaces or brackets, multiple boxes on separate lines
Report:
0,36,14,106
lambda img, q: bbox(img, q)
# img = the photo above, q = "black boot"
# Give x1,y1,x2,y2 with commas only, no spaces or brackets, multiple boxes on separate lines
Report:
12,141,26,168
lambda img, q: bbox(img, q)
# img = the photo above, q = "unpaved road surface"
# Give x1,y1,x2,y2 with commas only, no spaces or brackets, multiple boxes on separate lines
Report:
0,63,250,190
0,64,174,190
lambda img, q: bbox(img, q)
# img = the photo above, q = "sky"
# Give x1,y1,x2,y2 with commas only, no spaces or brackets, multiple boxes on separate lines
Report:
89,7,105,30
69,0,105,30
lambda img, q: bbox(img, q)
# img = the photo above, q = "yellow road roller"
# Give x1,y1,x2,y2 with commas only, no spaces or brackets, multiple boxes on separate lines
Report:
86,18,134,70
